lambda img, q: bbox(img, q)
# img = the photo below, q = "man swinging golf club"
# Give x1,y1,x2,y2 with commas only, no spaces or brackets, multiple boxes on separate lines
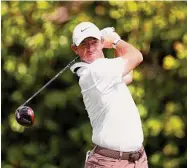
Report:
70,22,148,168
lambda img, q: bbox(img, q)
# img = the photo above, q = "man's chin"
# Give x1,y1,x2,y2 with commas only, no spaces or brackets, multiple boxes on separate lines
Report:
84,58,95,64
81,54,96,63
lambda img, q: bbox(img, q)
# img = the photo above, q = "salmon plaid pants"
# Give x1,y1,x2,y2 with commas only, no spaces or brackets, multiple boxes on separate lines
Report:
85,148,148,168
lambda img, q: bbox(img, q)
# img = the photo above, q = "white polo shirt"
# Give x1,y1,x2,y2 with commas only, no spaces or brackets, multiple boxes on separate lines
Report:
70,57,143,152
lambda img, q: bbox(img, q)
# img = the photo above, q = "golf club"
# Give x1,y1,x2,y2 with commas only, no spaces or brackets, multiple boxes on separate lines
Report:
15,27,114,126
15,56,79,126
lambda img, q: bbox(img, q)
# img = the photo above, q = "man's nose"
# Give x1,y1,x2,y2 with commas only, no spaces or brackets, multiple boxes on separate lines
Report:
86,43,93,50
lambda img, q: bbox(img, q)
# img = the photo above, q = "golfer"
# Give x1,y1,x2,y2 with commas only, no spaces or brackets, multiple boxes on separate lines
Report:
70,22,148,168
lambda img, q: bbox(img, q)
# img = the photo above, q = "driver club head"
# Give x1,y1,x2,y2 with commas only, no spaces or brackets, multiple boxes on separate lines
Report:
15,106,34,127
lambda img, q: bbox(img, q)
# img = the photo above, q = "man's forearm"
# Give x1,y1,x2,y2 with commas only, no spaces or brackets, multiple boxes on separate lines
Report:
101,28,143,76
114,40,142,60
114,40,143,76
114,44,133,85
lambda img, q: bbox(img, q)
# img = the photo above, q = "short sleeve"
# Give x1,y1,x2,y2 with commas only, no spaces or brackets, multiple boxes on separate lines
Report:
70,62,96,92
90,57,125,93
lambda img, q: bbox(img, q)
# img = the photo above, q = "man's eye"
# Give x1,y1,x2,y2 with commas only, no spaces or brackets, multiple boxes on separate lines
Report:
92,41,97,44
80,43,86,47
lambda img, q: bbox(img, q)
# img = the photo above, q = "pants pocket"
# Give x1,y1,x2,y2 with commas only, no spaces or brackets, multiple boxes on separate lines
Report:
86,153,116,168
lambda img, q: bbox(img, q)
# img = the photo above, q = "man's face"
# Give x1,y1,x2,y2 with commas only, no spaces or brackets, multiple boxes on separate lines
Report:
72,37,103,63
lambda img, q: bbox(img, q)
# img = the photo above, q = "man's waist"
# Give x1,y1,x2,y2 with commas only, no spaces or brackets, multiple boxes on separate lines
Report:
93,142,143,153
93,145,144,162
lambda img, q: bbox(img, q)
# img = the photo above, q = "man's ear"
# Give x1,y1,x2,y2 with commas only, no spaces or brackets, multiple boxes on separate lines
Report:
71,44,78,55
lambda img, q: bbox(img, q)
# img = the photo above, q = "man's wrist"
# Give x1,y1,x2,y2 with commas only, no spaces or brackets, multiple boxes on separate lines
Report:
112,39,122,49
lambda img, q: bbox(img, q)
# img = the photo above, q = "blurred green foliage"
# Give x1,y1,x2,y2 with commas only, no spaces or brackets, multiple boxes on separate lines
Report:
1,1,187,168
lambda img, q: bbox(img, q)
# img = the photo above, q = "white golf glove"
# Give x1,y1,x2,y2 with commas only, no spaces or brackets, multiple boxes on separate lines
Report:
100,27,115,36
100,27,121,48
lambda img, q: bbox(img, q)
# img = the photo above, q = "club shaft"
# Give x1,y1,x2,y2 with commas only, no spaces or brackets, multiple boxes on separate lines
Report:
21,56,79,107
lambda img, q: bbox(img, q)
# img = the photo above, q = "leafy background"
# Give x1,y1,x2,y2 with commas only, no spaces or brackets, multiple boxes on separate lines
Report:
1,1,187,168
